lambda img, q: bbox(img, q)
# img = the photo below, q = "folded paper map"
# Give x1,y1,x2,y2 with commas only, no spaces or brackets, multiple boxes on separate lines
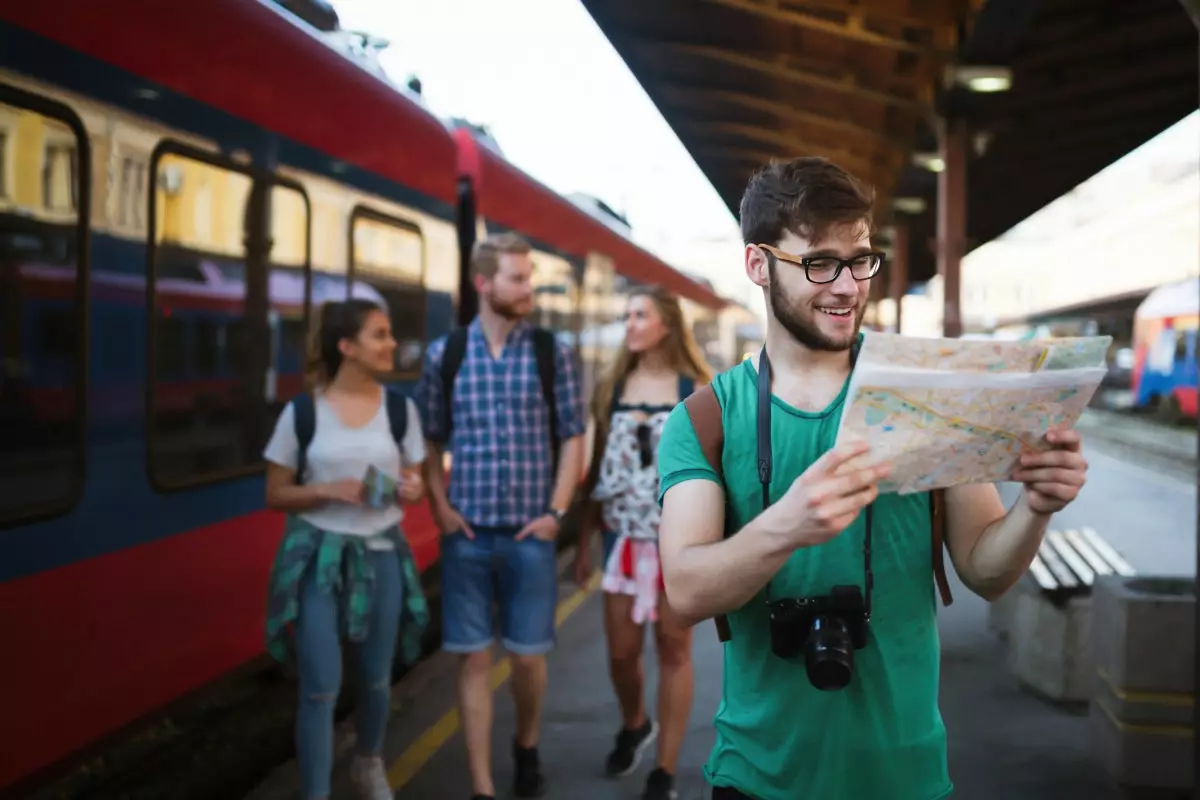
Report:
832,333,1111,494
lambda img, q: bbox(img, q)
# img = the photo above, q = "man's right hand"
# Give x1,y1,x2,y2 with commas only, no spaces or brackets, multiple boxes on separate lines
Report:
769,441,892,549
434,504,474,539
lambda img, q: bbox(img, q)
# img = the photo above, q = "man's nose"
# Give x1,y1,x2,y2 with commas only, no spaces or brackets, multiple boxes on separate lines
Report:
828,266,862,296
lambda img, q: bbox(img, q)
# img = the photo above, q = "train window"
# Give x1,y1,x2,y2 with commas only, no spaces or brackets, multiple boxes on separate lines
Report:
580,251,619,402
348,206,426,378
0,87,90,527
530,250,582,365
146,141,311,490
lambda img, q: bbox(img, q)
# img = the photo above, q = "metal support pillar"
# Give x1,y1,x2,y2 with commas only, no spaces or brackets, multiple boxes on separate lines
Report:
889,222,909,334
937,117,967,339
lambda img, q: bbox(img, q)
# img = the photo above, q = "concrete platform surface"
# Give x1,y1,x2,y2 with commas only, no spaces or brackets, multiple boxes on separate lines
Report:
245,565,1126,800
246,435,1195,800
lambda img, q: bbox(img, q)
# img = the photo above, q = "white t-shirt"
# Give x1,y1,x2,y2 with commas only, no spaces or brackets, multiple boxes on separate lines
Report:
263,391,426,549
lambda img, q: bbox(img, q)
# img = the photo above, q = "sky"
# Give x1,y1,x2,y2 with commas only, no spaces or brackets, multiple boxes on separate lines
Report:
327,0,756,305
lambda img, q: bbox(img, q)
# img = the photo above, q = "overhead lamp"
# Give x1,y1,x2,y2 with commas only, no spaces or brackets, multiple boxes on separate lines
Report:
893,196,927,214
912,152,945,173
950,65,1012,93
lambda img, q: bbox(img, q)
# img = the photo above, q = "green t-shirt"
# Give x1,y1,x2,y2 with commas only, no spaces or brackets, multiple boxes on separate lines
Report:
657,357,951,800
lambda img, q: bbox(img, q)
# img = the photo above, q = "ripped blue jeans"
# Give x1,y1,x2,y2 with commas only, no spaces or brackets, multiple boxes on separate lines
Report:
295,548,402,799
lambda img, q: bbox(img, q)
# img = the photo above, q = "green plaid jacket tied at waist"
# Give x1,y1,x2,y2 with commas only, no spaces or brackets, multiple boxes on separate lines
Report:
265,515,429,667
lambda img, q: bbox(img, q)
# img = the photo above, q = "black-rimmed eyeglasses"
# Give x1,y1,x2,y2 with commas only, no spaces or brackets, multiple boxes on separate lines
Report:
757,243,884,284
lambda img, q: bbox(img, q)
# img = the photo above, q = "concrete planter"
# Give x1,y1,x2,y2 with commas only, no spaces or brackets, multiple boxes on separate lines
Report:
1088,575,1195,793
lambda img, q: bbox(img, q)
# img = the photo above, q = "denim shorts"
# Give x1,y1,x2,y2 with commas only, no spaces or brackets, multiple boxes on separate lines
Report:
601,528,618,564
440,526,558,655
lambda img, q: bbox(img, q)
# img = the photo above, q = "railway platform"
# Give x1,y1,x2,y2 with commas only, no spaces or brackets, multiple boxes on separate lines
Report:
245,534,1132,800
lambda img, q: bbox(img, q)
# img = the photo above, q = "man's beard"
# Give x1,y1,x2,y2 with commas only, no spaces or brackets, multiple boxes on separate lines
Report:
768,261,863,352
487,293,528,321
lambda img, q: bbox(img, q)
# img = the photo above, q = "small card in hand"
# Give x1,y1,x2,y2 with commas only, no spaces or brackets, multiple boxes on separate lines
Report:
363,465,398,510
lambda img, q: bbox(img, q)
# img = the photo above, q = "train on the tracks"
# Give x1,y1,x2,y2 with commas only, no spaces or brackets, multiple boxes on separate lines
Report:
0,1,759,790
1129,277,1199,421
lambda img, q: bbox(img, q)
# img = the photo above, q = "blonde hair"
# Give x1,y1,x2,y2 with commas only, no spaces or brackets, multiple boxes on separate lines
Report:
470,232,531,280
583,285,713,495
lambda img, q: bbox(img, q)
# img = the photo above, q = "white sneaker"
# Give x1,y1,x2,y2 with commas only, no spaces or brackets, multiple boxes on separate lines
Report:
350,755,394,800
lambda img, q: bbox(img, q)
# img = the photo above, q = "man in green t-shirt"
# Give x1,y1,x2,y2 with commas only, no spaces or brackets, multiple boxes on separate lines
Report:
656,157,1089,800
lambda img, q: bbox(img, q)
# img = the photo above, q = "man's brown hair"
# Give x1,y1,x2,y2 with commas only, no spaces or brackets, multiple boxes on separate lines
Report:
471,232,532,279
738,157,875,247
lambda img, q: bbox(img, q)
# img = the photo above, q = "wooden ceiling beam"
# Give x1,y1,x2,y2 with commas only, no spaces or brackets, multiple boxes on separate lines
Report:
697,0,955,56
689,133,896,187
696,120,905,171
649,41,932,113
747,0,967,31
654,82,915,151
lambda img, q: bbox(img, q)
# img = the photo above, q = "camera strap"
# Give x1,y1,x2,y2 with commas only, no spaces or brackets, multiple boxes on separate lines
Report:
756,346,874,621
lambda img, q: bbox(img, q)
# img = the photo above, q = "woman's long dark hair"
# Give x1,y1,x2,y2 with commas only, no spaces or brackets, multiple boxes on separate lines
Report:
304,298,383,389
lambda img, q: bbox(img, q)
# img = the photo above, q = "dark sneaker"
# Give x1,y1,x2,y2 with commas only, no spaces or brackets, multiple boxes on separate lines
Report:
512,739,546,798
605,718,658,778
642,767,678,800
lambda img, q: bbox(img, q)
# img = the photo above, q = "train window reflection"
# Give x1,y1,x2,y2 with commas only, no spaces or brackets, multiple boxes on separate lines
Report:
348,207,426,378
147,144,311,489
0,95,88,525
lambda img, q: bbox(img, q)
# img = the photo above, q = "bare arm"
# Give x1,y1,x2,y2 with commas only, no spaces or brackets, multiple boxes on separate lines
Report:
422,440,450,514
550,434,585,512
658,479,801,625
264,463,338,512
944,428,1089,602
943,483,1047,602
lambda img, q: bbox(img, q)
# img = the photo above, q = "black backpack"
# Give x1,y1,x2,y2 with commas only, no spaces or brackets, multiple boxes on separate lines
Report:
290,389,410,484
438,325,560,469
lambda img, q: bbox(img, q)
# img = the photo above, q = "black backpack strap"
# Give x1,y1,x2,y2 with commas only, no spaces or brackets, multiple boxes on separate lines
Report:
384,388,410,449
438,327,469,443
677,374,695,400
291,393,316,485
531,327,559,470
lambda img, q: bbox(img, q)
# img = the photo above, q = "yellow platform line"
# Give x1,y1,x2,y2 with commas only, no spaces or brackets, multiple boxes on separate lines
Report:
387,571,602,791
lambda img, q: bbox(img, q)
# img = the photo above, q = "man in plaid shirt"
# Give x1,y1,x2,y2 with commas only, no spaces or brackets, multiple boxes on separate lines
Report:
417,232,586,800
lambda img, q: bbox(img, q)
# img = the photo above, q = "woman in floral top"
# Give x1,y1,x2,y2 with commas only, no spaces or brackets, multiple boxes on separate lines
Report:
575,285,713,800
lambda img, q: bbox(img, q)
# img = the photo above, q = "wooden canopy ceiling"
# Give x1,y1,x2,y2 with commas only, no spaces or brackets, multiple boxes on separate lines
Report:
581,0,1199,288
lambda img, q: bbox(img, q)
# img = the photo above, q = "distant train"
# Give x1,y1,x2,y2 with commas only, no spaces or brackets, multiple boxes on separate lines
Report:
0,1,746,790
1130,277,1199,421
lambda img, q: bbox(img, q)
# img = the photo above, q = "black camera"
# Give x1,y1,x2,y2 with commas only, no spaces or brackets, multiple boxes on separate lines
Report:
768,585,868,691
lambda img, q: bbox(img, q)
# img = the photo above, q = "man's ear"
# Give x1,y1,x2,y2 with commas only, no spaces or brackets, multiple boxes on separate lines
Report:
745,244,769,289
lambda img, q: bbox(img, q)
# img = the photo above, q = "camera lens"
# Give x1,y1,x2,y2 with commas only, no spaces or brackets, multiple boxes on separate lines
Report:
805,615,855,691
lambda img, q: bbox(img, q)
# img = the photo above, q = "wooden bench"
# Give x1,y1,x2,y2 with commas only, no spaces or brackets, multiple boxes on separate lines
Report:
987,527,1137,703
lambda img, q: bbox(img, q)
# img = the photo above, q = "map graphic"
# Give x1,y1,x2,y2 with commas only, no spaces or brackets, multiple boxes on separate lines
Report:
834,333,1111,494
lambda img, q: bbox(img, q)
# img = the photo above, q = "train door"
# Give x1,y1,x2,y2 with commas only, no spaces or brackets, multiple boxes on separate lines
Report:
0,84,90,529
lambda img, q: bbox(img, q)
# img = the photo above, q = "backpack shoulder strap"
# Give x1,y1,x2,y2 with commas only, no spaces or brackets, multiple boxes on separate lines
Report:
930,488,953,606
384,388,410,449
531,326,559,448
681,383,733,642
439,327,469,440
291,393,316,485
682,384,724,483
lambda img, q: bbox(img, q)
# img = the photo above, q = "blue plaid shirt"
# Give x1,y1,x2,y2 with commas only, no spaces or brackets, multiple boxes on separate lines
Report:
417,319,586,528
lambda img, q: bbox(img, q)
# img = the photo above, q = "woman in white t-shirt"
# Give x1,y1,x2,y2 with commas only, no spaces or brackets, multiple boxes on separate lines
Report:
261,299,428,800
